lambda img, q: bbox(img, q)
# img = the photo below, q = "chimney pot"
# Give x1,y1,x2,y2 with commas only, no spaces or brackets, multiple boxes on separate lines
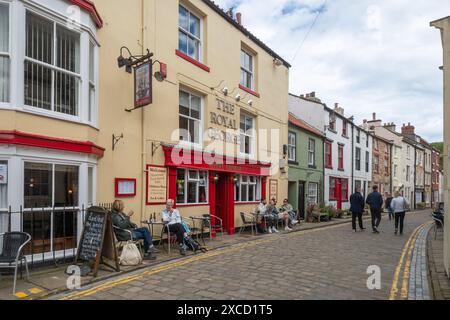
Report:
236,12,242,25
335,103,339,108
373,113,376,120
310,92,315,98
306,94,310,98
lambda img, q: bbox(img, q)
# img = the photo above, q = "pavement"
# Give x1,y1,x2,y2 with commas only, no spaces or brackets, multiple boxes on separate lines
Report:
427,221,450,300
39,210,435,301
0,215,360,300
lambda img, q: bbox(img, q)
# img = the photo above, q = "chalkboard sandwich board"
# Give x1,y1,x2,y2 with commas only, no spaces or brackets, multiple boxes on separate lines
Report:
75,206,120,277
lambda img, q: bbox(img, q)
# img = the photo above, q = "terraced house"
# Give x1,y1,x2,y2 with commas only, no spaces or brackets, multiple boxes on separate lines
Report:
431,15,450,277
287,112,324,219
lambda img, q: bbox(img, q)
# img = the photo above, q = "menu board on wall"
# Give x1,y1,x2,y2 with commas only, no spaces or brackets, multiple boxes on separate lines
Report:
269,179,278,201
147,165,168,205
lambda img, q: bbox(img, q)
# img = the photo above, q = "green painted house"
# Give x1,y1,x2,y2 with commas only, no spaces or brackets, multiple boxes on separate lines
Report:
287,113,325,219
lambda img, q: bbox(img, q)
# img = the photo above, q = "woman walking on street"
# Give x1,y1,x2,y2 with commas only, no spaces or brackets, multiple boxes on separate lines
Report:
390,192,410,235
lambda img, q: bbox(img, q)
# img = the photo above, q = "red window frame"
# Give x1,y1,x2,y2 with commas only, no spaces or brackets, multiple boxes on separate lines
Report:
338,144,344,170
325,141,333,168
342,121,347,137
329,177,349,202
115,178,137,197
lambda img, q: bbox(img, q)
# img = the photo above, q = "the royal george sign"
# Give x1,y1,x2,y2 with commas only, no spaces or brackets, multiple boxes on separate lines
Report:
146,165,168,205
208,98,240,145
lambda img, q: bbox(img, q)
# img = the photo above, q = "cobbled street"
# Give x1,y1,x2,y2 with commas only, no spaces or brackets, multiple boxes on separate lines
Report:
52,211,432,300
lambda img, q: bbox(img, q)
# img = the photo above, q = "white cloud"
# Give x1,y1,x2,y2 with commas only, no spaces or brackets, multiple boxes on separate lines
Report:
213,0,448,142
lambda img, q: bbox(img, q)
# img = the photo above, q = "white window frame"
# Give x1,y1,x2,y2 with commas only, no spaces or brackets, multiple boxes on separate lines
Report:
0,1,10,106
288,132,296,162
178,3,203,62
178,88,204,149
87,39,98,125
24,10,82,118
308,138,316,166
307,182,318,205
240,48,254,90
355,147,361,171
0,1,99,126
239,112,256,159
176,169,208,205
235,175,261,203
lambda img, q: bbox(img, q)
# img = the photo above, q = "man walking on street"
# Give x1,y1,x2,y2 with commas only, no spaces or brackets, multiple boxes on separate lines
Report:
350,187,366,232
366,185,384,234
390,191,410,235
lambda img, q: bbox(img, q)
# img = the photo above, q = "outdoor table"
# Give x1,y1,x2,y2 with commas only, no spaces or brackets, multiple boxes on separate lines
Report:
141,220,172,253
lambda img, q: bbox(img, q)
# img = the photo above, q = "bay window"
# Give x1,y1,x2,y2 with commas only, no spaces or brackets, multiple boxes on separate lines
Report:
25,12,80,116
235,175,261,202
179,4,202,61
179,89,202,145
0,3,9,103
240,113,255,157
176,169,208,204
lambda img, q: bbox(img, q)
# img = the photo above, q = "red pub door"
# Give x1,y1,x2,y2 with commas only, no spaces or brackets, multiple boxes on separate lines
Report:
214,173,235,235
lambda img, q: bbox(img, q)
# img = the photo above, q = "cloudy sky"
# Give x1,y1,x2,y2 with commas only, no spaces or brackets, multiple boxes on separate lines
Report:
214,0,449,142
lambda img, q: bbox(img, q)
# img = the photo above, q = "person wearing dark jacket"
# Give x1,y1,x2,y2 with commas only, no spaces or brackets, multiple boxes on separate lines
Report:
385,193,394,221
366,186,384,234
350,187,366,232
111,200,158,259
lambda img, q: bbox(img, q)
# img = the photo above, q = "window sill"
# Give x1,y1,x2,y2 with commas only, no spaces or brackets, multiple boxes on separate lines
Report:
176,203,209,208
239,85,261,98
338,168,345,172
328,129,337,134
175,50,210,72
342,135,350,139
288,161,299,166
309,165,317,169
235,201,260,205
325,166,333,170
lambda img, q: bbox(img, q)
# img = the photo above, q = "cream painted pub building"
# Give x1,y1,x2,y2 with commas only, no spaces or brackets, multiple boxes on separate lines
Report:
0,0,290,260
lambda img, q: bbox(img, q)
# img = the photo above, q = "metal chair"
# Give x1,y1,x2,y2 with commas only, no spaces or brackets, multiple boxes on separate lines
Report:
431,214,444,240
202,214,224,240
239,212,258,236
0,232,32,295
112,226,144,255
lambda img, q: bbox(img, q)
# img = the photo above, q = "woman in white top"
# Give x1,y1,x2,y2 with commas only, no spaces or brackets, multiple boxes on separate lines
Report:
390,192,410,235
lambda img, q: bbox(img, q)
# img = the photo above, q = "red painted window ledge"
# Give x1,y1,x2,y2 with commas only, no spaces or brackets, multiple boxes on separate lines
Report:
175,50,210,72
239,84,261,98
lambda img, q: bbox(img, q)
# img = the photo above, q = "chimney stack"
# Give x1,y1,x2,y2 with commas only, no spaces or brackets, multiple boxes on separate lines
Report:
310,91,316,98
227,8,233,18
236,12,242,25
384,122,397,132
372,113,377,121
401,123,416,135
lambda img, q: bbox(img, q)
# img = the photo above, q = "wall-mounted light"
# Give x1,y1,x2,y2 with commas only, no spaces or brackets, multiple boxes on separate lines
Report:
248,99,253,107
222,87,229,96
214,174,220,183
235,93,241,102
233,176,239,183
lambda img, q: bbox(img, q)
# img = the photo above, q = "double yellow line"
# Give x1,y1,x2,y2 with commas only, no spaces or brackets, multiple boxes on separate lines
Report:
389,222,431,300
59,223,347,300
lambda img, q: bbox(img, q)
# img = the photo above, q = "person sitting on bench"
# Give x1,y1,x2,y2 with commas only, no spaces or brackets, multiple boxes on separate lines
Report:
280,199,300,226
161,199,189,256
111,200,159,260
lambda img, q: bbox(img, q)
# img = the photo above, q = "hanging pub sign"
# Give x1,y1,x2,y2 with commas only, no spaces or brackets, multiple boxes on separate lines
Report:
134,60,153,108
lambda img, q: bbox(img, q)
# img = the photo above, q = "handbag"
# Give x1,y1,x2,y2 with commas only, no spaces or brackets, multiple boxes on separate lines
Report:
119,242,143,266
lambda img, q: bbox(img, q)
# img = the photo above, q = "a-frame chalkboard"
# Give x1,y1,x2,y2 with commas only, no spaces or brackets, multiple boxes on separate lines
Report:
75,207,120,277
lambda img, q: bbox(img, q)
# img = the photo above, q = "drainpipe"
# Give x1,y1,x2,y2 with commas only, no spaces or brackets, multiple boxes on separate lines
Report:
390,144,393,194
414,146,417,210
140,0,147,223
351,124,354,195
